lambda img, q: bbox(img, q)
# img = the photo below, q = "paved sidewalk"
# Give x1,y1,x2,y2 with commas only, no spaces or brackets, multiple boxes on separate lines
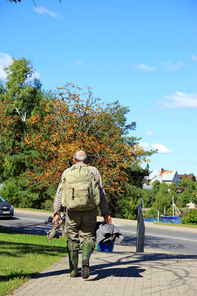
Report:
7,244,197,296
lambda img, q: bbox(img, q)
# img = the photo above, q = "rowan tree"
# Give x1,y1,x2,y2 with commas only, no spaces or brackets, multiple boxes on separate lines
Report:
0,58,155,216
24,83,154,213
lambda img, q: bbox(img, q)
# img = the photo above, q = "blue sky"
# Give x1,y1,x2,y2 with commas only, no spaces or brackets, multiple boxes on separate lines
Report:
1,0,197,177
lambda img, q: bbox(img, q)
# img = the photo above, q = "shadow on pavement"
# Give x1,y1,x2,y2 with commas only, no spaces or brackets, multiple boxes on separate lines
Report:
32,250,197,282
122,234,189,253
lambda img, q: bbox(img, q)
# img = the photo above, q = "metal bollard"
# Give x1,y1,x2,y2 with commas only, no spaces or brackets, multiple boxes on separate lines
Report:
136,204,145,252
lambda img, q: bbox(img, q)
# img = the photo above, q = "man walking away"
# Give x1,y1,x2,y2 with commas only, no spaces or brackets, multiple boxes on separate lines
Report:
53,150,111,279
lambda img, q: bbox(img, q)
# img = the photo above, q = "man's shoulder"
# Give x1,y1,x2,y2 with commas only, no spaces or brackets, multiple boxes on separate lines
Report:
88,165,98,171
61,167,70,177
88,166,101,176
61,165,100,176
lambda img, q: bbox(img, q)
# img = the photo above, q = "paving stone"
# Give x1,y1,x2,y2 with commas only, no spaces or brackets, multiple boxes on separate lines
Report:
6,244,197,296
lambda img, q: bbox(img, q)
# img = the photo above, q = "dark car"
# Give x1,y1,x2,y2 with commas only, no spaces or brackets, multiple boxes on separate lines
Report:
0,196,14,218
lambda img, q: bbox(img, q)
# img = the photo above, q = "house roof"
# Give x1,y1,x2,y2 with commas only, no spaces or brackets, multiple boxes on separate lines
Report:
178,174,196,181
149,169,177,182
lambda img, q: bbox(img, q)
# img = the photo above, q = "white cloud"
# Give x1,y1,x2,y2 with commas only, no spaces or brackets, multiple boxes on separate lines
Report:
139,142,174,154
34,7,59,18
152,143,174,154
139,142,152,151
155,59,185,71
31,71,41,80
75,60,86,66
191,54,197,62
133,64,156,71
146,131,155,136
25,69,42,84
158,92,197,109
0,53,13,80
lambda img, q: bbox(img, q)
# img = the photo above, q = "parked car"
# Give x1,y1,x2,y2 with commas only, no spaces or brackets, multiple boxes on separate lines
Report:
0,196,14,218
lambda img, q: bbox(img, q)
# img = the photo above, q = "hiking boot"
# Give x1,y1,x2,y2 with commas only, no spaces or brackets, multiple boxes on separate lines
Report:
69,251,79,277
81,243,94,279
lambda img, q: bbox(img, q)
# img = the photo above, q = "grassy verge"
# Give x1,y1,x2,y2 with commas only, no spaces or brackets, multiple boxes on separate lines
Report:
153,222,197,228
0,227,68,296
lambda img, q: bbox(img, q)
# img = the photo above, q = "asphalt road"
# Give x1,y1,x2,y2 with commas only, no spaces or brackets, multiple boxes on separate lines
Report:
0,212,53,236
1,211,197,255
117,224,197,255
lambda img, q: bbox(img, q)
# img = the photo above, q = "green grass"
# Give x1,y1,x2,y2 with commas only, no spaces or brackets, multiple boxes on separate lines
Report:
0,227,68,296
153,222,197,228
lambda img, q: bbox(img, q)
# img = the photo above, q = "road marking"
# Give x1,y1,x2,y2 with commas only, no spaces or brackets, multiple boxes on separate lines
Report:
15,216,46,223
121,230,197,242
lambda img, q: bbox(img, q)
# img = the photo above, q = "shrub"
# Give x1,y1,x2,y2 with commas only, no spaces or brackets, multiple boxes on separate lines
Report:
0,180,21,206
182,209,197,225
41,199,54,211
180,189,192,206
143,208,158,217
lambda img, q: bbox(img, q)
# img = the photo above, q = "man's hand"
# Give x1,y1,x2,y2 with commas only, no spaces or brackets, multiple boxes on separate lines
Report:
104,213,111,225
54,213,62,223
